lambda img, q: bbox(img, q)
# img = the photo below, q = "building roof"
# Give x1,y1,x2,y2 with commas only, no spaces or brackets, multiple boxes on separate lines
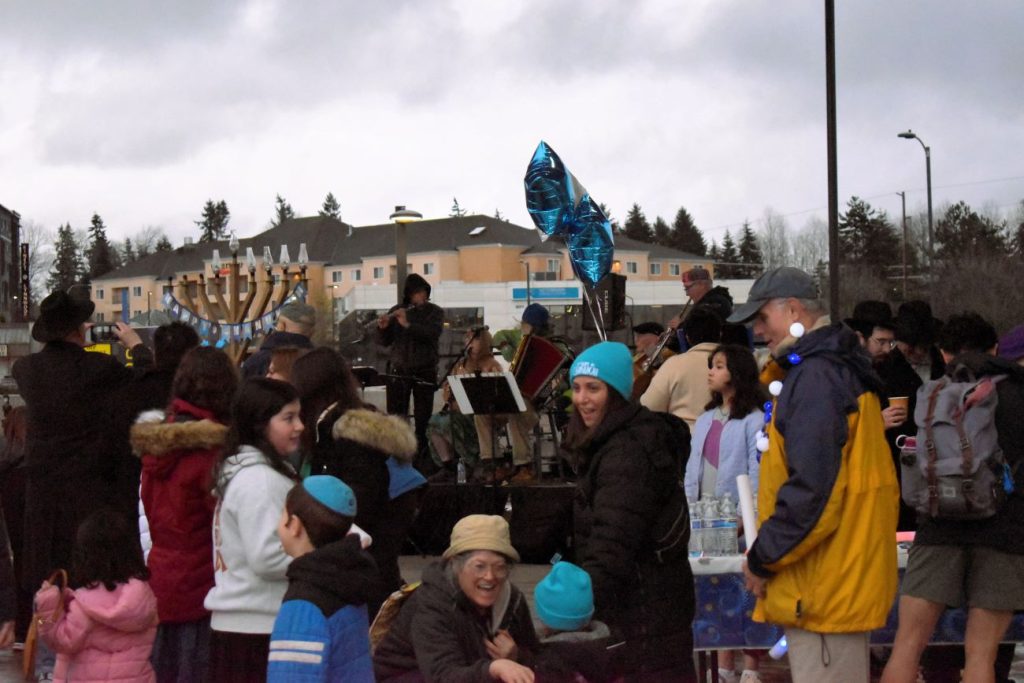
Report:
95,214,707,281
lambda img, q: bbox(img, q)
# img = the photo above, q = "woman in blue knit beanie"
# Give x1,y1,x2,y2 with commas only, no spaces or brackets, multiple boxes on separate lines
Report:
564,341,696,681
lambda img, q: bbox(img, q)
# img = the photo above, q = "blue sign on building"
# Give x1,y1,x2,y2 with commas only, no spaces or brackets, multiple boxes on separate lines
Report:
511,287,580,301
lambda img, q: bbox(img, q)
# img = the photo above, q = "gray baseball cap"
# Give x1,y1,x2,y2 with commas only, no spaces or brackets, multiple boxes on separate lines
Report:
727,267,818,323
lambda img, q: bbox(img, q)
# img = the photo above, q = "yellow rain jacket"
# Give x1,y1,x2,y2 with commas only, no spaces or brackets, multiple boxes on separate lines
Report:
749,323,899,633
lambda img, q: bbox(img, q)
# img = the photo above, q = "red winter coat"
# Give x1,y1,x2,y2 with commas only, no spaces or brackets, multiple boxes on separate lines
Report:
132,399,228,623
36,577,158,683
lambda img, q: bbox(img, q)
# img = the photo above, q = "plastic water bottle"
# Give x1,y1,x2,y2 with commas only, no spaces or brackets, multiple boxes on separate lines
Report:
688,498,702,557
702,496,720,556
718,494,739,555
456,460,467,484
769,635,788,659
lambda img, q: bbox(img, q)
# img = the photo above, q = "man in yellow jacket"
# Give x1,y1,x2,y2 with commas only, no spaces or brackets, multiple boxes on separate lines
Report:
729,267,899,682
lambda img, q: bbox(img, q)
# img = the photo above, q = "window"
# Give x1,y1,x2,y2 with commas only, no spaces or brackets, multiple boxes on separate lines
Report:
626,261,638,274
96,289,104,300
353,269,362,282
423,263,434,275
650,263,662,276
669,263,680,276
132,286,142,297
546,259,559,273
134,310,142,317
96,312,105,322
373,266,385,280
332,271,343,283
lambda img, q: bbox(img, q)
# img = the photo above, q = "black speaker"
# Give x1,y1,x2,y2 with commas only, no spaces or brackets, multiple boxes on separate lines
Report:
581,273,626,331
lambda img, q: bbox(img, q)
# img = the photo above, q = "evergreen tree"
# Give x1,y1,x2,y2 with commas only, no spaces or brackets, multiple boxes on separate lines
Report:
86,213,116,279
708,239,721,262
197,199,231,242
736,221,763,278
652,216,671,246
718,230,740,278
122,238,136,264
271,194,296,228
47,223,84,292
319,192,342,220
670,206,707,255
1012,202,1024,256
450,197,467,217
935,200,1007,259
838,196,901,269
598,203,621,232
623,203,653,242
155,235,173,252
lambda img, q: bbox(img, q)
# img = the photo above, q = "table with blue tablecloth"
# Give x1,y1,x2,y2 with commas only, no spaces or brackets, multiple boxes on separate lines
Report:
691,548,1024,650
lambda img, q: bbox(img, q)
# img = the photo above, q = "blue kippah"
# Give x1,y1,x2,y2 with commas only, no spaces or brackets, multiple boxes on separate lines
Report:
303,475,357,517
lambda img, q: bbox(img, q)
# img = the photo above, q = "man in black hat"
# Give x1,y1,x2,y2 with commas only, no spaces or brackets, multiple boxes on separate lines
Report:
12,290,153,593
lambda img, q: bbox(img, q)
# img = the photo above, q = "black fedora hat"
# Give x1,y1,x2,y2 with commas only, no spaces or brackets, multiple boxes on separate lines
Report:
32,290,95,343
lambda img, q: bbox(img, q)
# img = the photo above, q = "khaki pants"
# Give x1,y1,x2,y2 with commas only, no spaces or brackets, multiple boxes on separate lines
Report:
473,403,539,465
786,627,869,683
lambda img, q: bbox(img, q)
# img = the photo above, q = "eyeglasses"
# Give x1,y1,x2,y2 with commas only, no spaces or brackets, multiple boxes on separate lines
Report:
869,337,897,350
465,561,510,579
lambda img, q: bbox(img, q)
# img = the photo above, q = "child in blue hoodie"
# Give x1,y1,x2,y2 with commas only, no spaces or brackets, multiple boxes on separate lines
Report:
268,476,382,682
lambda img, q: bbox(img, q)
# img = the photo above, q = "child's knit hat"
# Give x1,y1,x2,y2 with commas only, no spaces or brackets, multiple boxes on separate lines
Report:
303,475,357,517
534,561,595,631
569,341,633,399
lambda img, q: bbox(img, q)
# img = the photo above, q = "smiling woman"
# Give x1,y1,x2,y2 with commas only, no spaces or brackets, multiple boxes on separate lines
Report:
373,515,540,683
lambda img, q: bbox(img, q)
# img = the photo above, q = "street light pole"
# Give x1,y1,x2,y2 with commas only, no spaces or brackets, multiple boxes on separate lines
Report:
389,206,423,306
897,130,934,270
897,191,908,300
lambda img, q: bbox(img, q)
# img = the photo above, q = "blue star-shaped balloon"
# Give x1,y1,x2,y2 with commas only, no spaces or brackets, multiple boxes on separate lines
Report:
524,141,614,288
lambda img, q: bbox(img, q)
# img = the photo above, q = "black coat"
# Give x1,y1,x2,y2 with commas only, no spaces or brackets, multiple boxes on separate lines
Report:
376,302,444,373
308,406,420,609
12,341,153,588
573,403,696,678
875,348,924,531
0,500,14,623
913,352,1024,554
373,561,539,683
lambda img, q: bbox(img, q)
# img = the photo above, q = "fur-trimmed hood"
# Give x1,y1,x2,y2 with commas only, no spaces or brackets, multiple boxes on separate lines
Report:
330,408,417,462
131,411,228,458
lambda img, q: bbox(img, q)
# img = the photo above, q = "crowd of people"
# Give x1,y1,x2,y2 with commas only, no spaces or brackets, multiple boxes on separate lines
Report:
0,264,1021,682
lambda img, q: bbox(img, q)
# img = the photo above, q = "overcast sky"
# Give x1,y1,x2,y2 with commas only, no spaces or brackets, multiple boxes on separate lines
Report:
1,0,1022,249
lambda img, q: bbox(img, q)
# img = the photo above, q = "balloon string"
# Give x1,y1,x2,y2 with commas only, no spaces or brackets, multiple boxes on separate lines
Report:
582,286,607,341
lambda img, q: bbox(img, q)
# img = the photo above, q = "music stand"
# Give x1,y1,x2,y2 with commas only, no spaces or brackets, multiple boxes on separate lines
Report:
448,372,526,485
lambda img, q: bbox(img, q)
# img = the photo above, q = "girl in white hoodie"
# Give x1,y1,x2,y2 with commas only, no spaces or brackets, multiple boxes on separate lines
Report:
203,378,303,683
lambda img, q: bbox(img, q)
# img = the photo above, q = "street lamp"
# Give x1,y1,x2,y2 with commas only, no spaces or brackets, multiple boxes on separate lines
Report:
897,129,934,269
389,206,423,305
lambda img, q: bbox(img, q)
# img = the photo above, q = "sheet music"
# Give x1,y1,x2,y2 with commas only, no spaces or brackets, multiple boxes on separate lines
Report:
448,371,526,415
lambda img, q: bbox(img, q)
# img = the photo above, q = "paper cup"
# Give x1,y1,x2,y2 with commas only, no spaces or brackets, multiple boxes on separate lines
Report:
889,396,909,411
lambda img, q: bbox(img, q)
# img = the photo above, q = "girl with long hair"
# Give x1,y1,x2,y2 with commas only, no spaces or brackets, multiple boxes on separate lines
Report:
132,347,237,683
203,378,302,683
684,344,766,683
34,509,158,683
292,348,424,615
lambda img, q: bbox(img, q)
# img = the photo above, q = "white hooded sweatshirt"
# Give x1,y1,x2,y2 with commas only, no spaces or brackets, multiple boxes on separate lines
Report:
203,445,295,634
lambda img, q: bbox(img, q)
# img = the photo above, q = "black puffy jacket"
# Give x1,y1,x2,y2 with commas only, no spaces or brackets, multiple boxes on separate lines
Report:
572,403,695,678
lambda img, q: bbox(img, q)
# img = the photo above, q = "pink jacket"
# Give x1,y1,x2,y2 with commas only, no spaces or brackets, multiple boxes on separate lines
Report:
35,578,158,683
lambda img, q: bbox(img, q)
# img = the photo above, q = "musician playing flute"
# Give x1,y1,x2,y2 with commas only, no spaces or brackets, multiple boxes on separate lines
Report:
377,273,444,471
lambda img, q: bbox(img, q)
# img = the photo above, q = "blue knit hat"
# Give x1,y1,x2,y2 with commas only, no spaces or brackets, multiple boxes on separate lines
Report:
569,341,633,399
303,475,357,517
521,303,550,328
534,562,594,631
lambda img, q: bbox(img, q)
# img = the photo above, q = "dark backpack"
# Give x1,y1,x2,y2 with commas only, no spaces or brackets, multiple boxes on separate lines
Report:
900,367,1013,520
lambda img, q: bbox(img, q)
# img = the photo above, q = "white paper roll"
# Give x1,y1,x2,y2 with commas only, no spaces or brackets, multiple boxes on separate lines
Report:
736,474,758,547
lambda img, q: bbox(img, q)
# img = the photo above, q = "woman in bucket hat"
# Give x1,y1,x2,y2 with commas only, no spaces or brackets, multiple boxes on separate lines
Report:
564,341,696,681
373,515,539,682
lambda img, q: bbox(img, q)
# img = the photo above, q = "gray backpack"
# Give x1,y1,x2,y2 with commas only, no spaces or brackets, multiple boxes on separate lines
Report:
900,369,1013,520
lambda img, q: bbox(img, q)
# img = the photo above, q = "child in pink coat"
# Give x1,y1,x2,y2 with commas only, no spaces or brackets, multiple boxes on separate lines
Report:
34,509,158,683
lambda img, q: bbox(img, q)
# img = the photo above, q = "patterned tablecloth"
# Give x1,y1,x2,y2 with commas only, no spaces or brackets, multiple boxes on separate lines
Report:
691,548,1024,649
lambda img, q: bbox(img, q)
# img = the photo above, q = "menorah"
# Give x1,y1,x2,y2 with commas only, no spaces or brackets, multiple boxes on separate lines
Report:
169,233,309,364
